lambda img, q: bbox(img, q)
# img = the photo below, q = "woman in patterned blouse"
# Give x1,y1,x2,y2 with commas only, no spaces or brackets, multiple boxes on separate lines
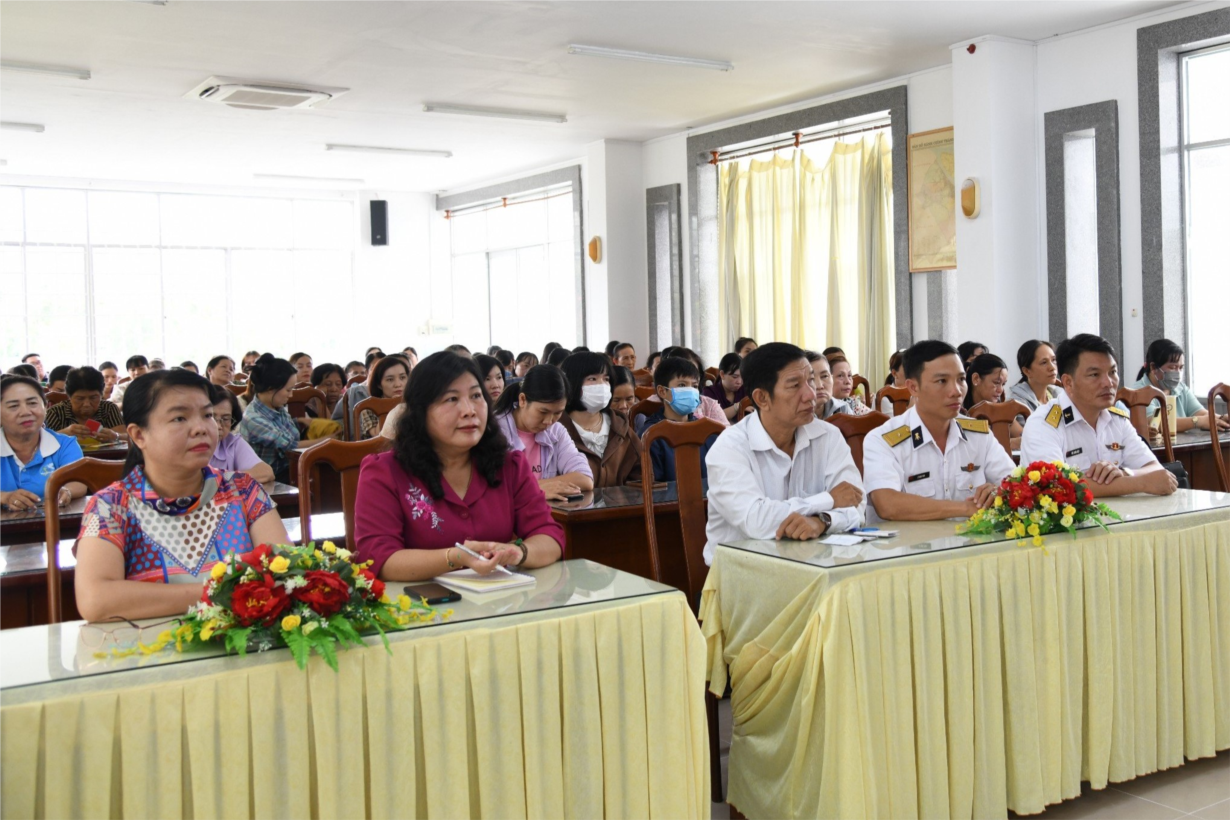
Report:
44,366,126,443
75,369,290,622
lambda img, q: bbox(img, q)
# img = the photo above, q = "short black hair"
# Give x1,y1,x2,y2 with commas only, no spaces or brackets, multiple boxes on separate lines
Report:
120,369,212,477
1,373,44,402
546,347,571,367
48,364,71,385
717,352,742,374
560,352,612,413
495,349,514,369
208,382,244,425
345,360,364,373
957,341,988,362
126,355,149,370
473,354,504,391
734,337,756,355
66,366,105,395
646,351,662,370
364,350,385,369
821,346,844,359
494,364,569,415
369,355,410,399
614,342,635,355
741,342,808,404
610,365,635,392
310,362,346,388
1056,334,1117,379
99,361,118,372
604,340,621,358
653,356,700,389
903,340,959,382
1138,338,1184,381
289,351,310,365
21,353,40,363
1015,339,1052,383
444,344,471,356
6,364,38,379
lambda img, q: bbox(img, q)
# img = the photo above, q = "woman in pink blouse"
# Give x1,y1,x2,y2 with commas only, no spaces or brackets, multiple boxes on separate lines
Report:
353,352,564,581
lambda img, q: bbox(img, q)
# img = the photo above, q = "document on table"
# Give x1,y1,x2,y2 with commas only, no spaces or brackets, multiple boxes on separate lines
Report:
434,568,537,594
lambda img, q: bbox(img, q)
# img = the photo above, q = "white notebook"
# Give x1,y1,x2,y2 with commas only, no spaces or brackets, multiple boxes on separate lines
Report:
434,568,536,594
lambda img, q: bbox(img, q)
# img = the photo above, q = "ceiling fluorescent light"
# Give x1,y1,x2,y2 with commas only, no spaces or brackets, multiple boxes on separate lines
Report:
0,61,91,81
0,122,45,133
567,44,733,72
422,103,566,124
254,173,365,185
326,144,452,158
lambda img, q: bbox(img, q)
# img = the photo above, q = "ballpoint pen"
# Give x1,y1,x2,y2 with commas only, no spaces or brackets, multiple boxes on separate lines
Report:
453,542,515,576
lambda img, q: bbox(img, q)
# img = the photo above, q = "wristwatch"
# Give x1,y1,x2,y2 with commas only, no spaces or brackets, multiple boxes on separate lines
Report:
819,512,832,532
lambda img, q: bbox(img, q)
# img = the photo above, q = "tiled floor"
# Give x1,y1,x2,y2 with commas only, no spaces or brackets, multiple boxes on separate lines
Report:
710,697,1229,819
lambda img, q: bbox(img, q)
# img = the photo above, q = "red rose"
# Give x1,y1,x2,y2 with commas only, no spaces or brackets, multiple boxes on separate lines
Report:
359,568,385,600
1082,488,1094,505
239,544,273,569
292,571,351,617
231,573,290,626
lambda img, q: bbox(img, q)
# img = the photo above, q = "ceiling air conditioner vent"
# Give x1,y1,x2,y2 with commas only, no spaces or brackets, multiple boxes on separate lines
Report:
185,76,348,110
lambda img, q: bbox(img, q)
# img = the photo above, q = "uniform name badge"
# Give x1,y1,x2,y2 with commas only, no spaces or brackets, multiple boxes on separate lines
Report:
907,472,930,483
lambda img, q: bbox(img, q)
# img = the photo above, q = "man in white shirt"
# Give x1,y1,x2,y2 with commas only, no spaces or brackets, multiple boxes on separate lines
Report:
863,340,1016,520
1020,333,1176,497
703,343,865,564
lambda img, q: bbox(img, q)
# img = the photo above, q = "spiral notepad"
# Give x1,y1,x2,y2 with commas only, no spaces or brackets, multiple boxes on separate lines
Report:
434,568,536,594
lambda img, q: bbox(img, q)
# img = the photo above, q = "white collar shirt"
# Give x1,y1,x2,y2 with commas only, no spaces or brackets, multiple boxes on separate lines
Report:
703,413,865,565
862,405,1017,511
1019,390,1158,472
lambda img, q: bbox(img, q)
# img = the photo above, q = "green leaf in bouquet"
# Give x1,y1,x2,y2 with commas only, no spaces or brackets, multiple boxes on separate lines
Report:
284,628,311,670
224,626,253,657
327,614,364,647
308,630,339,671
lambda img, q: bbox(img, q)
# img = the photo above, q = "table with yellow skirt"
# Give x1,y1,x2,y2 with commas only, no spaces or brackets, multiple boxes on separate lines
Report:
700,490,1230,819
0,560,710,820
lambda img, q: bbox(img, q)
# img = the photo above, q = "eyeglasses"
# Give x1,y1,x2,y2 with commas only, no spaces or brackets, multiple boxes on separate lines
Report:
216,415,234,426
78,616,181,652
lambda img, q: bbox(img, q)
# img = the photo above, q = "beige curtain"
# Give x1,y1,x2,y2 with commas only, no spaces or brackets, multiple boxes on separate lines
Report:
718,133,895,386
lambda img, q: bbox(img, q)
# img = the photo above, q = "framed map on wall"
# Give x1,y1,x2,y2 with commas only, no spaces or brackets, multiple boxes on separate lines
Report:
907,127,957,271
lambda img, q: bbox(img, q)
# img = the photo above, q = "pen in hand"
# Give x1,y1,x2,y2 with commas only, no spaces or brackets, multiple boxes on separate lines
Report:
453,542,515,576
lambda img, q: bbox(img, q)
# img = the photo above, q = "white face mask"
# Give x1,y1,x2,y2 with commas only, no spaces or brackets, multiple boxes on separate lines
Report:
580,383,612,413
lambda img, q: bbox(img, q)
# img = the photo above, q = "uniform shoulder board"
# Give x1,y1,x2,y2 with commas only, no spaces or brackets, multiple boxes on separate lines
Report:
1108,406,1129,418
882,426,911,447
956,417,990,434
1045,405,1063,428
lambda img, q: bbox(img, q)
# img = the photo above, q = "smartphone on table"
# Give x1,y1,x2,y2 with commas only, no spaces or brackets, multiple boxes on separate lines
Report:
404,583,461,605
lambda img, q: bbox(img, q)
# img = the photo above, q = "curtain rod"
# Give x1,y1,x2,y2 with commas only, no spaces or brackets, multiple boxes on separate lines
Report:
443,188,570,220
710,122,891,165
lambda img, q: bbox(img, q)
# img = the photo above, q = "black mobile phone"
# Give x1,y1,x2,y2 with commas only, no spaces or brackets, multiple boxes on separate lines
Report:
404,583,461,605
565,493,585,501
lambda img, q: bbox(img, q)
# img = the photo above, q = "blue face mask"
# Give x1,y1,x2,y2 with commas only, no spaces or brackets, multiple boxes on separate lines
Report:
666,386,701,417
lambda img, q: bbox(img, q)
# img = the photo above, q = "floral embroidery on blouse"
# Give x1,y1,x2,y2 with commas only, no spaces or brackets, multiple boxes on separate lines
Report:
405,485,442,531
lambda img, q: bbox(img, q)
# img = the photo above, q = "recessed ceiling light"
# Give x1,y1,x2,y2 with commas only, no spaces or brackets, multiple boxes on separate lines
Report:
0,122,45,133
325,144,452,159
254,173,365,185
0,61,91,81
422,103,566,124
567,44,734,72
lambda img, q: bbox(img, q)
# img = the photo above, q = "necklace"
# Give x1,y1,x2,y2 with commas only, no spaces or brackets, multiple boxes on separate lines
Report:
576,412,604,433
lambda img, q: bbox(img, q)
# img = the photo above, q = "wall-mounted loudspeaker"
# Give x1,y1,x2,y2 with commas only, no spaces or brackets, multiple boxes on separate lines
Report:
370,200,388,245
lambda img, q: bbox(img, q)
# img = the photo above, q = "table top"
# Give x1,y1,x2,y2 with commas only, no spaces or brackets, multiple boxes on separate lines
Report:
720,489,1230,570
548,481,707,517
0,559,677,693
1161,428,1230,452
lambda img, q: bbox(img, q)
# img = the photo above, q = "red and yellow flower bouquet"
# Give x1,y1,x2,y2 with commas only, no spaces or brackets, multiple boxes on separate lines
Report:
174,541,447,670
958,460,1122,547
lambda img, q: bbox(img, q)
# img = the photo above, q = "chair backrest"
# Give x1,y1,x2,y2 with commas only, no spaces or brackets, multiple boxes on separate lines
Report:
340,390,352,441
629,398,661,431
1208,383,1229,493
118,376,132,385
735,396,755,423
703,368,720,389
969,399,1030,458
45,390,68,407
637,418,724,611
287,387,326,420
297,437,390,548
294,381,312,389
823,411,890,476
1116,384,1173,463
346,374,366,387
634,386,656,400
352,396,401,439
873,385,912,417
632,368,654,387
44,458,125,623
852,374,872,403
226,383,247,397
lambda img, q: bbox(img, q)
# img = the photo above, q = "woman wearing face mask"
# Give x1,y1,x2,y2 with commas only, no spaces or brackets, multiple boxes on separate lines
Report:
492,365,594,501
1133,339,1228,432
558,353,642,487
636,356,719,482
702,353,747,421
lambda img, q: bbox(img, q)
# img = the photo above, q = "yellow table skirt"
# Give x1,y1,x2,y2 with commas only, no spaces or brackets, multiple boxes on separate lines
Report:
1,593,709,820
700,515,1230,819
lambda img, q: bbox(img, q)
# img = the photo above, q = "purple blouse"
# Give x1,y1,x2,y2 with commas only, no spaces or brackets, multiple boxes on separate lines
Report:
210,433,264,474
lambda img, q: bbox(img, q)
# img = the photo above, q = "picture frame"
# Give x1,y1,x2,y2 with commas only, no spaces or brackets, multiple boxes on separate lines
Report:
907,126,957,272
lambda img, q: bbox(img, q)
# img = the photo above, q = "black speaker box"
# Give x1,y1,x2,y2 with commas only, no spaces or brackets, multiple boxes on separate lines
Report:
370,200,388,245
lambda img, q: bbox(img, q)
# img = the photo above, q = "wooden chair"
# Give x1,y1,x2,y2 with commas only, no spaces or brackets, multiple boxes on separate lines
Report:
852,374,872,403
734,395,755,422
287,387,326,420
632,368,653,387
352,396,401,440
44,458,124,623
1208,383,1229,493
636,417,726,802
629,397,661,431
346,374,366,387
226,383,247,397
634,386,656,400
1116,384,1174,463
704,367,721,389
969,399,1030,458
823,411,890,476
45,390,68,407
294,381,312,389
873,385,912,417
296,437,389,548
117,376,131,385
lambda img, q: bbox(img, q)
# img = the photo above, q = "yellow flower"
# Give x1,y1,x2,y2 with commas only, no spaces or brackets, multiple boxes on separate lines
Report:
1029,511,1042,524
1060,516,1074,528
397,594,413,611
1027,523,1040,537
210,561,227,580
281,614,301,631
1011,466,1024,479
993,495,1003,508
380,593,391,604
302,621,318,635
269,556,291,574
200,620,218,641
1032,535,1044,547
322,541,337,554
176,624,194,641
314,550,323,560
1037,494,1052,508
1062,505,1076,518
1027,470,1042,483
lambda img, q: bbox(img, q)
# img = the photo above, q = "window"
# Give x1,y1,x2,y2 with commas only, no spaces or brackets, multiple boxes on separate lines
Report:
445,187,577,353
1181,44,1230,395
0,186,355,369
